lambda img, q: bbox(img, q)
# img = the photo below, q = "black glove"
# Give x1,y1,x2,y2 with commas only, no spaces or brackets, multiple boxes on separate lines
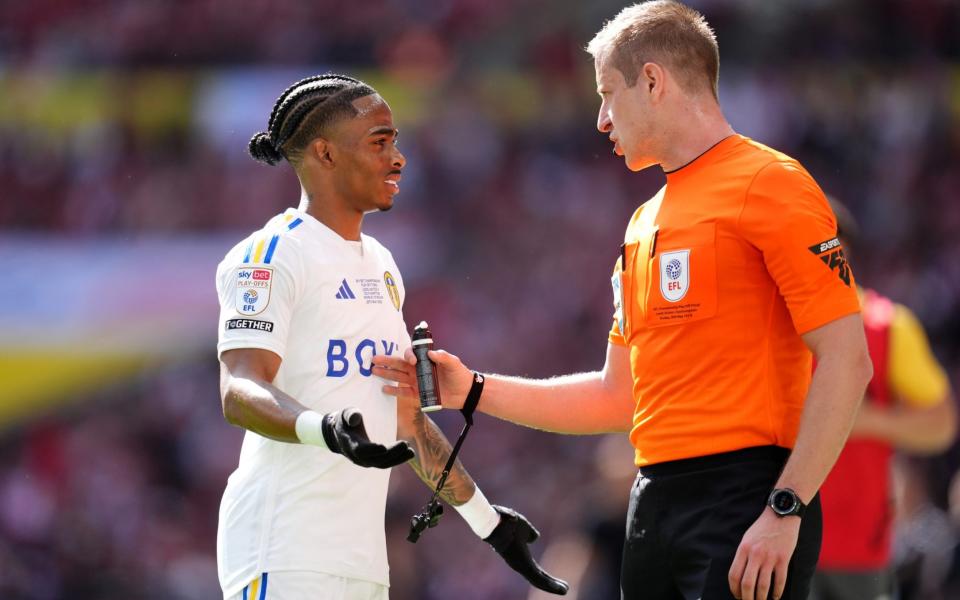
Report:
483,505,569,595
321,408,414,469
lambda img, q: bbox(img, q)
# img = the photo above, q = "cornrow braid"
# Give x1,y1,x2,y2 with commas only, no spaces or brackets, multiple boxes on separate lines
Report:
266,74,329,131
272,81,354,148
248,73,377,167
266,74,362,132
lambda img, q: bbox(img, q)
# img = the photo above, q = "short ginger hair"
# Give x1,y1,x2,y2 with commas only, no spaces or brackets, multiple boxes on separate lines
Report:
587,1,719,99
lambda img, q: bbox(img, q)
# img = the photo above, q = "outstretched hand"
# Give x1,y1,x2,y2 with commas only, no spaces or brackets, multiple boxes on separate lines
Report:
322,408,414,469
484,505,569,595
372,348,474,410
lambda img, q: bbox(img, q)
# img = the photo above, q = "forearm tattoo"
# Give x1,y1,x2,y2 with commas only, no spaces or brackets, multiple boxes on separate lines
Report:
407,410,476,506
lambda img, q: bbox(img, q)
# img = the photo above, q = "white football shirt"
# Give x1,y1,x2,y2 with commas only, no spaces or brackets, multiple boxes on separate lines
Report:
215,207,410,596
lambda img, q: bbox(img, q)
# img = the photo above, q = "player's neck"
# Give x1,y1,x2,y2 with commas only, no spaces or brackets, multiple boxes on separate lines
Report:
658,102,735,172
298,189,364,242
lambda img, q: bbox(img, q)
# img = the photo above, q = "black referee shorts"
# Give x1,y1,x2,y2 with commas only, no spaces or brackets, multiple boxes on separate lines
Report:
620,446,822,600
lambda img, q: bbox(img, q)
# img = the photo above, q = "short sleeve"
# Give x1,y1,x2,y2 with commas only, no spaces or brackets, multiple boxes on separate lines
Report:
215,234,303,360
738,161,861,334
889,304,950,407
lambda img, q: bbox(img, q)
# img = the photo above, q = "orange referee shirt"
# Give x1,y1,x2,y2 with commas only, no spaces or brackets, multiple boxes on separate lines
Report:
609,135,860,466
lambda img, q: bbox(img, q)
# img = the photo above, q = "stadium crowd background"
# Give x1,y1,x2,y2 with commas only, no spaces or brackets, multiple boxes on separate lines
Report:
2,0,959,598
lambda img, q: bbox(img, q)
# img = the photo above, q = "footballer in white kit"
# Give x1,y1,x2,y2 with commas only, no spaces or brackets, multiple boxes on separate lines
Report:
216,208,408,595
215,73,568,600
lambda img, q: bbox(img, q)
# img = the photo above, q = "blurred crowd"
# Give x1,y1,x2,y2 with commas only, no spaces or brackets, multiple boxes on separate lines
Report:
2,0,960,598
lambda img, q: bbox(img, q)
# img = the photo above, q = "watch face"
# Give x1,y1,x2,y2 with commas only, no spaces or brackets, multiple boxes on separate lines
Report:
772,490,798,513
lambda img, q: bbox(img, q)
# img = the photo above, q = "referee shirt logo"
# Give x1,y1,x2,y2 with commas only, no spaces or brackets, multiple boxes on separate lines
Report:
659,250,690,302
808,236,852,287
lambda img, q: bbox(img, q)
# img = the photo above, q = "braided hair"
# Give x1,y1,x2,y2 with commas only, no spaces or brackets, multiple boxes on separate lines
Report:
248,74,377,166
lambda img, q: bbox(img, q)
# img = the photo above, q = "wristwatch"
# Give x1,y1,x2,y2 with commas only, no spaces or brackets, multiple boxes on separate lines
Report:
767,488,806,518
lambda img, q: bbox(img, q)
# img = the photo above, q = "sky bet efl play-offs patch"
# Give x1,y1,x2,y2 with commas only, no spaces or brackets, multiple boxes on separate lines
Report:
236,267,273,316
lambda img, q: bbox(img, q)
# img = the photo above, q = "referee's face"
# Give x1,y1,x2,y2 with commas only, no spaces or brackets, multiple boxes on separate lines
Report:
595,53,658,172
329,95,406,214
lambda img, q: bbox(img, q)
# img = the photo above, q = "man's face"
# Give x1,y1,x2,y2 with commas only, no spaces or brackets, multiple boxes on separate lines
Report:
327,94,405,213
595,52,658,172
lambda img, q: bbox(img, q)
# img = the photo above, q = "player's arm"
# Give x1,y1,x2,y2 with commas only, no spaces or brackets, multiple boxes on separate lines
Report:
220,347,304,442
854,396,956,454
850,305,956,454
395,392,477,506
374,341,634,434
392,368,569,596
220,347,412,468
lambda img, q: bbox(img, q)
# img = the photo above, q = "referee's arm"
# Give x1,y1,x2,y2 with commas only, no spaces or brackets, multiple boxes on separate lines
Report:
374,342,634,434
729,312,872,600
776,312,873,504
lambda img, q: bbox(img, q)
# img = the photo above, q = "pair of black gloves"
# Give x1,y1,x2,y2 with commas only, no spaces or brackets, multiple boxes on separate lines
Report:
322,408,569,596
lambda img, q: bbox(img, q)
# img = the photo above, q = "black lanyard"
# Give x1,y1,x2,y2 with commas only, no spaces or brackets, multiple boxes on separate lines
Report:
406,372,486,543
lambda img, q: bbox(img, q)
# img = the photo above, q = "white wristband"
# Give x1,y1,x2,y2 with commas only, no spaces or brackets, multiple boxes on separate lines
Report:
454,487,501,538
295,410,328,449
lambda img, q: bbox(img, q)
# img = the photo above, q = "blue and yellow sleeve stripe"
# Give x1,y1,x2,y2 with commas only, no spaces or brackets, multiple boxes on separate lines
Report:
241,235,275,264
284,213,304,230
242,215,303,265
242,572,269,600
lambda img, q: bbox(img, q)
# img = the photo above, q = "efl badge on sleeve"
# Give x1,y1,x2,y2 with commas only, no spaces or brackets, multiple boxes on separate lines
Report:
235,267,273,316
659,250,690,303
384,271,401,311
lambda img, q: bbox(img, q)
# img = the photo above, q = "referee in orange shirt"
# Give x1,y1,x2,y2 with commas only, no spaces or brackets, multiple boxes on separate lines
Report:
374,2,872,599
